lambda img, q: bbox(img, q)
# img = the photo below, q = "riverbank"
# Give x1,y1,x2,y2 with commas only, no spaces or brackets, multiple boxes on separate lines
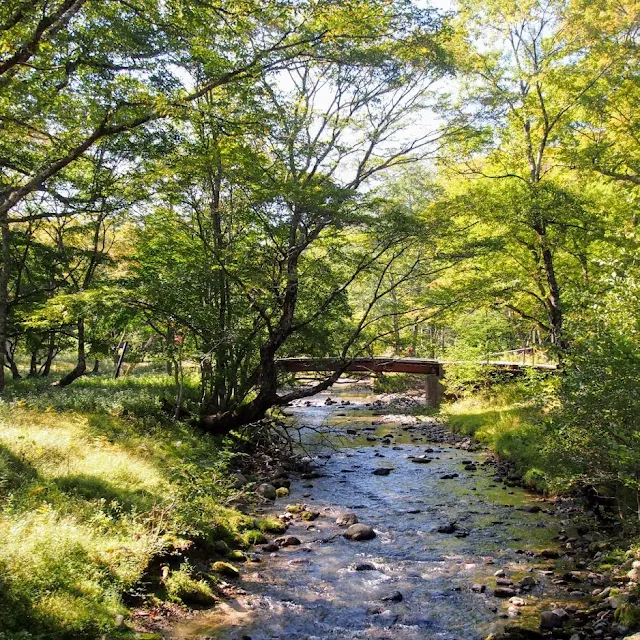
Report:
0,375,281,640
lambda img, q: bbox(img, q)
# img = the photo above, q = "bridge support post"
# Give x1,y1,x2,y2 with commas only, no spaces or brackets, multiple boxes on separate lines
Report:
424,371,443,409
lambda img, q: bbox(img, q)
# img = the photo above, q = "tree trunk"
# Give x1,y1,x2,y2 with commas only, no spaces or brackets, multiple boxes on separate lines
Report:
29,350,39,377
91,359,100,374
6,349,21,379
55,318,86,386
0,210,9,392
41,332,56,376
166,324,174,376
536,230,566,352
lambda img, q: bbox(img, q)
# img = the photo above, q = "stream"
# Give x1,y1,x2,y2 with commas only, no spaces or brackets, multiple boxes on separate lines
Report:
168,389,593,640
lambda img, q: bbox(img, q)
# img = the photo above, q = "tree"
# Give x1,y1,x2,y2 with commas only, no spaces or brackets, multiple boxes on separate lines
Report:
441,0,622,353
0,0,369,391
128,6,457,431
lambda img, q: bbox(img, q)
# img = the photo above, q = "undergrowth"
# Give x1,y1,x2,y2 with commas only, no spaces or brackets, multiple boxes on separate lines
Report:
0,373,248,639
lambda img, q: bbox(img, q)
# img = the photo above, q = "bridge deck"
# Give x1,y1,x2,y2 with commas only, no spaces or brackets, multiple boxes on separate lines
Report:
276,357,557,375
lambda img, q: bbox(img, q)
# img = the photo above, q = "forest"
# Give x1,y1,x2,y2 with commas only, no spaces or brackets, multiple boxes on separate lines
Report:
1,0,639,638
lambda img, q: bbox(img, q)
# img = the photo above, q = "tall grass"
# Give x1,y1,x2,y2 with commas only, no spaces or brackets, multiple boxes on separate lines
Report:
0,373,244,639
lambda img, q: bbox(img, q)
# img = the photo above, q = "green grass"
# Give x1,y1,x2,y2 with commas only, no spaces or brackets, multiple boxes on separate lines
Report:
0,373,251,639
442,382,553,491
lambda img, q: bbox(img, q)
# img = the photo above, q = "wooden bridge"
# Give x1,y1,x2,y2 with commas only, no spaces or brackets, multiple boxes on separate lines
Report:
276,357,557,407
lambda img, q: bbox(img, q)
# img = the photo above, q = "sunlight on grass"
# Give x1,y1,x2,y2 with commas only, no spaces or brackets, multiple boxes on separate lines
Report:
0,374,241,639
443,384,552,492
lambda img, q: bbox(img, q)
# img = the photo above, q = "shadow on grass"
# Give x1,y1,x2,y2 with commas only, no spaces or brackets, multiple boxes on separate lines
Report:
54,473,155,513
0,442,40,494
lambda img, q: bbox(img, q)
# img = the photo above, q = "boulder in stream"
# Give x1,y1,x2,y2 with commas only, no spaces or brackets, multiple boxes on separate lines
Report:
372,468,393,476
336,512,358,527
539,609,564,629
211,561,240,578
274,535,301,547
343,523,376,541
256,483,277,500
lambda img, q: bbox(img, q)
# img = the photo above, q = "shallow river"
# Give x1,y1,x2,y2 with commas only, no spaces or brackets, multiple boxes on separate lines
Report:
169,390,589,640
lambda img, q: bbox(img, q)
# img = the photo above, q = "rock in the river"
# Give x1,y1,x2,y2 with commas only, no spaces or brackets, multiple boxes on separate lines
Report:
437,522,458,534
539,610,564,629
521,505,541,513
344,523,376,541
256,483,277,500
516,576,537,589
381,591,403,602
274,535,301,547
325,397,336,405
440,473,459,479
494,587,517,598
261,543,279,552
411,455,432,464
355,562,376,571
212,561,240,578
472,583,486,593
372,468,392,476
336,512,358,527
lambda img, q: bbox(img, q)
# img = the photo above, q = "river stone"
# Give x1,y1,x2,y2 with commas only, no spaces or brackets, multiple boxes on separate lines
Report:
344,524,376,541
411,456,432,463
494,587,517,598
624,635,640,640
231,472,248,489
372,468,392,476
627,568,640,582
274,535,301,547
261,543,279,552
212,561,240,578
521,505,541,513
437,522,457,534
381,590,403,602
336,512,358,527
539,610,564,629
355,562,376,571
516,576,537,589
256,483,277,500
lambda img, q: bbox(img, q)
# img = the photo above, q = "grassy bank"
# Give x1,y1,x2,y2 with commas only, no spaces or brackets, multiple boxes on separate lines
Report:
441,377,558,492
0,374,263,640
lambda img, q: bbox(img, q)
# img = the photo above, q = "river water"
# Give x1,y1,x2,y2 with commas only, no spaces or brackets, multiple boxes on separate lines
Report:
169,389,590,640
